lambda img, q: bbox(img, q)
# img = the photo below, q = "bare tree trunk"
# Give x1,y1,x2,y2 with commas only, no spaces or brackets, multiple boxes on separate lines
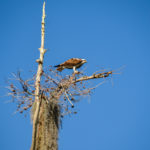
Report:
35,97,60,150
31,2,47,150
30,3,61,150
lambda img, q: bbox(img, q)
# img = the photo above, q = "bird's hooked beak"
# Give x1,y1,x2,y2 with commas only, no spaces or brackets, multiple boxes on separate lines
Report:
82,59,87,64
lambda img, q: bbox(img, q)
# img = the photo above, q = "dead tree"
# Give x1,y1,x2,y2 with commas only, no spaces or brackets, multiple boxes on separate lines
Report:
30,2,46,150
7,2,116,150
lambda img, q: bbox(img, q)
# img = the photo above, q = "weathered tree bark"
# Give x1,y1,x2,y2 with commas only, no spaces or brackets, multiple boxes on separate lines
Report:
35,97,60,150
31,2,47,150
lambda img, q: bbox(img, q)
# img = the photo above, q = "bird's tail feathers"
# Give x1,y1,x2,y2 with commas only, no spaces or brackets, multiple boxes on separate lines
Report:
54,64,60,67
54,65,64,72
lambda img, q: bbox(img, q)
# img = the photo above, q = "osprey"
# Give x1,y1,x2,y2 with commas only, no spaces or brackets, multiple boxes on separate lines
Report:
54,58,87,73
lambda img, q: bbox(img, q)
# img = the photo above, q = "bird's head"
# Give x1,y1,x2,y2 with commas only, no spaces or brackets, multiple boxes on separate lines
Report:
82,59,87,64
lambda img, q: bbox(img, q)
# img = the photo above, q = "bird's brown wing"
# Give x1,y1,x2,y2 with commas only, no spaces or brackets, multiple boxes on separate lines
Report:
61,58,82,68
55,58,84,71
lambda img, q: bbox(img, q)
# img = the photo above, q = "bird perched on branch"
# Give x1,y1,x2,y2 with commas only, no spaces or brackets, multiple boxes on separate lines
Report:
54,58,87,73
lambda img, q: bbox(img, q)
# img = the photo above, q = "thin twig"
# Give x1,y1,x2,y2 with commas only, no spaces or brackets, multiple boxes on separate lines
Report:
65,91,74,107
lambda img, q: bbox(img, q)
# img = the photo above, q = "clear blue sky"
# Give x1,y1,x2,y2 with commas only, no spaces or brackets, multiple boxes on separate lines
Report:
0,0,150,150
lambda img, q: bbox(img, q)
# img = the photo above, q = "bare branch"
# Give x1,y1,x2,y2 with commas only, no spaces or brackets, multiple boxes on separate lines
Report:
74,71,113,83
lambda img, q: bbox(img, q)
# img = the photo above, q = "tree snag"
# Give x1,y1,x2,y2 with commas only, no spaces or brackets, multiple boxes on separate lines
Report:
6,2,119,150
31,2,46,150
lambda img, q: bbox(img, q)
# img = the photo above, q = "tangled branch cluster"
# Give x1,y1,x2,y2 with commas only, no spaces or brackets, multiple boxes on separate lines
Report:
7,66,113,116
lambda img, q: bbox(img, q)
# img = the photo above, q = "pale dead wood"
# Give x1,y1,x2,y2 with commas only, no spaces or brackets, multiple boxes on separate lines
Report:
74,71,113,83
30,2,46,150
